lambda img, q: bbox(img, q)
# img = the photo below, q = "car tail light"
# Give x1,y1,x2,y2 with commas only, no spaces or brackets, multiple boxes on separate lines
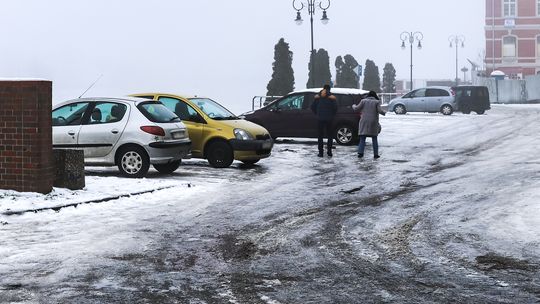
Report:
450,88,455,96
140,126,165,136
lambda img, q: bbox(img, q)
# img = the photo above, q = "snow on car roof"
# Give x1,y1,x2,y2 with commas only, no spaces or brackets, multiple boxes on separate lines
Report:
292,88,369,95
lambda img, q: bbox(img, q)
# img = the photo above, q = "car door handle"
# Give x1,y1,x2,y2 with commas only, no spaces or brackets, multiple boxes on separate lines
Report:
111,129,119,134
68,131,76,136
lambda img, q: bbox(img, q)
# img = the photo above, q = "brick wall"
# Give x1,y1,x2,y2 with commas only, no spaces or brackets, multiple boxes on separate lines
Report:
0,80,54,194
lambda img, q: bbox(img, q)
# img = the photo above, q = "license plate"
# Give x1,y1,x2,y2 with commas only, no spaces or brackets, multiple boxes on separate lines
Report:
171,131,183,139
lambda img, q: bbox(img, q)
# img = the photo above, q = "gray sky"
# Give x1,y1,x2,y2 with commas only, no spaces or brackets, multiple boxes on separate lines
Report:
0,0,485,113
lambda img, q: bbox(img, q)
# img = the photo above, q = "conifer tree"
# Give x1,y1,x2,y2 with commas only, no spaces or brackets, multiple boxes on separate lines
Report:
266,38,295,97
362,59,381,93
307,48,332,88
335,54,359,88
335,56,344,87
382,63,396,93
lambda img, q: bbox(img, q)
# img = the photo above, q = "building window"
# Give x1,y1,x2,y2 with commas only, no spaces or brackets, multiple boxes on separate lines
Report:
537,36,540,58
503,36,517,57
504,0,516,17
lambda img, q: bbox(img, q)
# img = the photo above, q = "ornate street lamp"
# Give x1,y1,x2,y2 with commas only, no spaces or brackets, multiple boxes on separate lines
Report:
400,31,423,90
449,35,465,86
293,0,331,88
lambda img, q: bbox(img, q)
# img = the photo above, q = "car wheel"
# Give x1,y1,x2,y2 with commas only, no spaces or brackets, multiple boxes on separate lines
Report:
335,124,355,145
207,141,234,168
394,104,406,115
460,104,471,114
440,104,453,115
476,109,485,114
242,159,260,165
153,159,181,174
117,146,150,178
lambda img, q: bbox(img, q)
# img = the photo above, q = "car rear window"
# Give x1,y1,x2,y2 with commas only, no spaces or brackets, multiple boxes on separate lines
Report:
137,102,181,123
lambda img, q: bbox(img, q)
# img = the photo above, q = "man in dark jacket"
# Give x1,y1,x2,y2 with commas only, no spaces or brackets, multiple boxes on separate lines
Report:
311,84,337,157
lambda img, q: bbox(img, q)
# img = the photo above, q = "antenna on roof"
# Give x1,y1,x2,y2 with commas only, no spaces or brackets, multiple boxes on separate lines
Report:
78,74,103,98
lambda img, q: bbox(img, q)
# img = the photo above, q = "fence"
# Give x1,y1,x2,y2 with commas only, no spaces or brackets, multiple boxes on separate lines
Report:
476,75,540,103
251,96,282,110
251,92,403,110
378,93,403,104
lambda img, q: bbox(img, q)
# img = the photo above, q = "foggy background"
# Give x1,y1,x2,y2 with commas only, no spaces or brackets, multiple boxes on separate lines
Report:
0,0,485,113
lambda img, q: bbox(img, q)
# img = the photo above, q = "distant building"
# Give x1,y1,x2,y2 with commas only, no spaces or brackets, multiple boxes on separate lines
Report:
426,80,456,87
485,0,540,78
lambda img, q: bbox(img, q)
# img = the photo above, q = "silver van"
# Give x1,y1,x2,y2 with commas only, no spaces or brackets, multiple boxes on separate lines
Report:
388,86,456,115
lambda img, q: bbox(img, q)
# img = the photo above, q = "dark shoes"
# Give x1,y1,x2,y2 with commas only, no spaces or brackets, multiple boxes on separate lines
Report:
318,150,333,157
358,153,380,159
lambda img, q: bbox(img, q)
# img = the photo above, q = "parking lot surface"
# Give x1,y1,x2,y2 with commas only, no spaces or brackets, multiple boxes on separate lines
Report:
1,105,540,303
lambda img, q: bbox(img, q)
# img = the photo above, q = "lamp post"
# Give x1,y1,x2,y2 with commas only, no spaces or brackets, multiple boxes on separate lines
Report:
449,35,465,86
461,66,469,84
400,31,423,90
293,0,330,88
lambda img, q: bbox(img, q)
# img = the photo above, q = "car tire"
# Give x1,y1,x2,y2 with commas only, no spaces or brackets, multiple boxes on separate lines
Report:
460,104,471,114
440,104,453,115
117,145,150,178
207,140,234,168
334,124,355,145
394,104,406,115
476,109,485,114
153,159,181,174
242,159,260,165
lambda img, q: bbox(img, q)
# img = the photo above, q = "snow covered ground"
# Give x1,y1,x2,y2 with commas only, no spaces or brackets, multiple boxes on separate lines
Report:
1,104,539,303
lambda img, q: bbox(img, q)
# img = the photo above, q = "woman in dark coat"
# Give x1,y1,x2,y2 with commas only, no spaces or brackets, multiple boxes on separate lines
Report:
352,91,386,158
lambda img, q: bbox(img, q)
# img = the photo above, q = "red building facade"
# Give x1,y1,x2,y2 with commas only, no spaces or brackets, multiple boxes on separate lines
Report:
485,0,540,78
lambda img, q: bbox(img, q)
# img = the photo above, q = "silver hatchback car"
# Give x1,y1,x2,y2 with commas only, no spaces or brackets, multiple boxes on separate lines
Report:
52,97,191,178
388,86,457,115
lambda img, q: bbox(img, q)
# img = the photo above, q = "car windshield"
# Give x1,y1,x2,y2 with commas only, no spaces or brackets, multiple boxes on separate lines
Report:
137,101,181,123
188,98,237,120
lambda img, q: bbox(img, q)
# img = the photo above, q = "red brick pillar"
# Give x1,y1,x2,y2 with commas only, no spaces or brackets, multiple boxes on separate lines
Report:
0,80,54,194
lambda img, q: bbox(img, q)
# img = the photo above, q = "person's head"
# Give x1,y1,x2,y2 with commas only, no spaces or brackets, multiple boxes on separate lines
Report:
368,90,379,100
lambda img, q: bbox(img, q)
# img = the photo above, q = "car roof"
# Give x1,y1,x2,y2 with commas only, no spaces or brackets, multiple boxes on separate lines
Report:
132,92,204,100
291,88,369,95
53,96,154,109
451,85,487,89
415,86,452,90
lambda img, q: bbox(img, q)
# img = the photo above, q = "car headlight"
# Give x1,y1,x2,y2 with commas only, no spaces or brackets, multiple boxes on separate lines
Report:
234,128,254,140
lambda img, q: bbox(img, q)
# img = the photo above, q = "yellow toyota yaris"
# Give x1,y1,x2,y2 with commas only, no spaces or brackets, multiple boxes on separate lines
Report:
131,93,273,168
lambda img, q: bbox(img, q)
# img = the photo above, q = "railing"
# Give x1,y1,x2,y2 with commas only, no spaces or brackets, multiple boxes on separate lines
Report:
378,93,403,104
252,93,402,110
251,95,282,110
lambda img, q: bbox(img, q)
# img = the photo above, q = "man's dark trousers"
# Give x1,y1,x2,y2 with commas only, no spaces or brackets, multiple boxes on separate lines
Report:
317,120,333,155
